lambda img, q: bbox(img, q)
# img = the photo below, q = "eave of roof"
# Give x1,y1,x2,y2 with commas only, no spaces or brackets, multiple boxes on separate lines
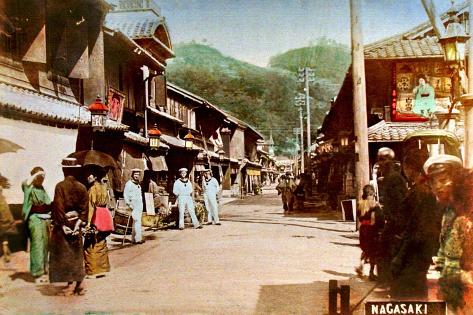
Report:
0,83,127,131
368,120,431,142
364,2,469,60
103,26,166,70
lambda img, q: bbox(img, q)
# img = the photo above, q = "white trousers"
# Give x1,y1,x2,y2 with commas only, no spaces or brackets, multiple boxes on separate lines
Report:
204,193,220,224
178,196,199,228
131,207,143,242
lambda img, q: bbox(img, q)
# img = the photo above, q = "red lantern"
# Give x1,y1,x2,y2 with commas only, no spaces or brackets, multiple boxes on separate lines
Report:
88,95,108,131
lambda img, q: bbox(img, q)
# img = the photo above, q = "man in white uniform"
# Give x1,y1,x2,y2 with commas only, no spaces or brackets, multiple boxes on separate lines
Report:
202,169,221,225
173,168,202,230
123,169,144,244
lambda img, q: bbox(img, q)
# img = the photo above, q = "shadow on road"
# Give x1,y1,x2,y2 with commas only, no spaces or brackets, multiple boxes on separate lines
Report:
323,270,356,278
255,281,328,314
222,218,353,233
9,271,35,283
330,241,359,248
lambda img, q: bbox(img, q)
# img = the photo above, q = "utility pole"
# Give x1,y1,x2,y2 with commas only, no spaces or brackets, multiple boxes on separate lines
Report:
350,0,370,199
462,0,473,168
295,93,305,173
298,68,315,154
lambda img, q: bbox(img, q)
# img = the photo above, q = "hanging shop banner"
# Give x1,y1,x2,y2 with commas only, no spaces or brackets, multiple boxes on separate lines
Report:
247,169,261,176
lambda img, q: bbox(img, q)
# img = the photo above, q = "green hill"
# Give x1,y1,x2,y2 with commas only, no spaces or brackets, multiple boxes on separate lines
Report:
166,40,350,156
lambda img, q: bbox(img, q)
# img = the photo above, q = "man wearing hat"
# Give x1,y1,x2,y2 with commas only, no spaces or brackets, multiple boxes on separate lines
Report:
124,169,144,244
202,169,221,225
424,154,473,312
173,168,202,230
375,147,407,288
49,157,88,295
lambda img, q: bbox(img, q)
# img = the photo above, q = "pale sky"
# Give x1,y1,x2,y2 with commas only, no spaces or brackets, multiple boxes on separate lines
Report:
156,0,453,67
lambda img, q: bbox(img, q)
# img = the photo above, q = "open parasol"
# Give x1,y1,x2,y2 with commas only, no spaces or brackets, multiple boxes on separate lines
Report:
0,138,24,154
67,150,119,169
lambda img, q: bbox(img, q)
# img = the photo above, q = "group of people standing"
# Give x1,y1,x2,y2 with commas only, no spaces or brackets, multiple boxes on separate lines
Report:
357,147,473,313
276,171,306,213
20,158,113,295
2,160,223,296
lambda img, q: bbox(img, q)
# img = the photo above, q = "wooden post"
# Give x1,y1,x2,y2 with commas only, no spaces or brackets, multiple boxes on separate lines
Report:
465,0,473,168
350,0,370,199
420,0,446,38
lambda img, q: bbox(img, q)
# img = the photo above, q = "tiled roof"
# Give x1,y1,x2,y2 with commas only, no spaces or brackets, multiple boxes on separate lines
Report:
124,131,170,149
368,120,430,142
364,2,468,60
365,36,444,59
105,11,163,39
0,83,127,131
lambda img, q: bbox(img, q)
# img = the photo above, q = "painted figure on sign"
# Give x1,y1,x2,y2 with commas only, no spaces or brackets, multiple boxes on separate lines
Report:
412,77,435,117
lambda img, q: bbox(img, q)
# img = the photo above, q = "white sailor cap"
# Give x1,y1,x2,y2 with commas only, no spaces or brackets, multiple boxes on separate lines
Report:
178,168,188,173
377,147,395,159
131,168,142,174
423,154,463,176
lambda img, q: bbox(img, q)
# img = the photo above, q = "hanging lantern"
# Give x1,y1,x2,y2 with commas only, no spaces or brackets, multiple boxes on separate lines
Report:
217,149,225,160
438,7,470,63
183,130,194,150
88,95,108,132
148,123,162,150
341,136,349,147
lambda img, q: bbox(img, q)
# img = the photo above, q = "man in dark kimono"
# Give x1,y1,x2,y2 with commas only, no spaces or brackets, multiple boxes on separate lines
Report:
49,158,88,295
376,147,408,288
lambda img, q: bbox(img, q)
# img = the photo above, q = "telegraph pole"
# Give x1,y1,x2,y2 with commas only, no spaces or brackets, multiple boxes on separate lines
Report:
295,93,305,173
298,68,315,173
350,0,370,199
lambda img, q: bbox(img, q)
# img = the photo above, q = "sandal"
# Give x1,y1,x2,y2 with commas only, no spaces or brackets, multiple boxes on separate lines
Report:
73,287,86,295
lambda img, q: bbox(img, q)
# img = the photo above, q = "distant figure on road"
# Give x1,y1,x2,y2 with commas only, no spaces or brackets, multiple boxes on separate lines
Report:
49,158,88,296
173,168,202,230
276,171,296,213
202,169,221,225
124,169,144,244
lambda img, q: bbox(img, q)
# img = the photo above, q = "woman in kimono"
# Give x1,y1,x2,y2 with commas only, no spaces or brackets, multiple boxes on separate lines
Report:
84,171,111,278
21,167,51,283
49,158,88,295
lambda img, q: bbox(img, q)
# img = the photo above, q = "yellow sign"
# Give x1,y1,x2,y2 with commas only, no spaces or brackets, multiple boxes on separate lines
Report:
247,169,261,176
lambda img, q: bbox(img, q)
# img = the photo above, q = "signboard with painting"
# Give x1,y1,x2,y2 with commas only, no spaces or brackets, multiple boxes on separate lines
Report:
106,87,125,123
393,62,452,121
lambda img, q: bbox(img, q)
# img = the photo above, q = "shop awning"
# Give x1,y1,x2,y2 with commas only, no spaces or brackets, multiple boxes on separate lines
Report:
247,169,261,176
148,155,168,171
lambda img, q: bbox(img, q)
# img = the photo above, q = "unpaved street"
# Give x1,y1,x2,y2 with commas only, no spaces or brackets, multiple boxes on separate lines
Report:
1,190,373,314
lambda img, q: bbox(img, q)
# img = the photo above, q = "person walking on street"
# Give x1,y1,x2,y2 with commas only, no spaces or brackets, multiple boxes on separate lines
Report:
202,169,221,225
424,154,473,313
49,158,88,296
276,171,297,213
21,167,52,284
390,152,442,299
375,147,408,289
356,184,383,282
173,168,202,230
124,169,144,244
84,171,111,278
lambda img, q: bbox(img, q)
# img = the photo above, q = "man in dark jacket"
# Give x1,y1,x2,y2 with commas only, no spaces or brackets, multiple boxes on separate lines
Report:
376,147,408,288
49,158,88,295
390,151,442,298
